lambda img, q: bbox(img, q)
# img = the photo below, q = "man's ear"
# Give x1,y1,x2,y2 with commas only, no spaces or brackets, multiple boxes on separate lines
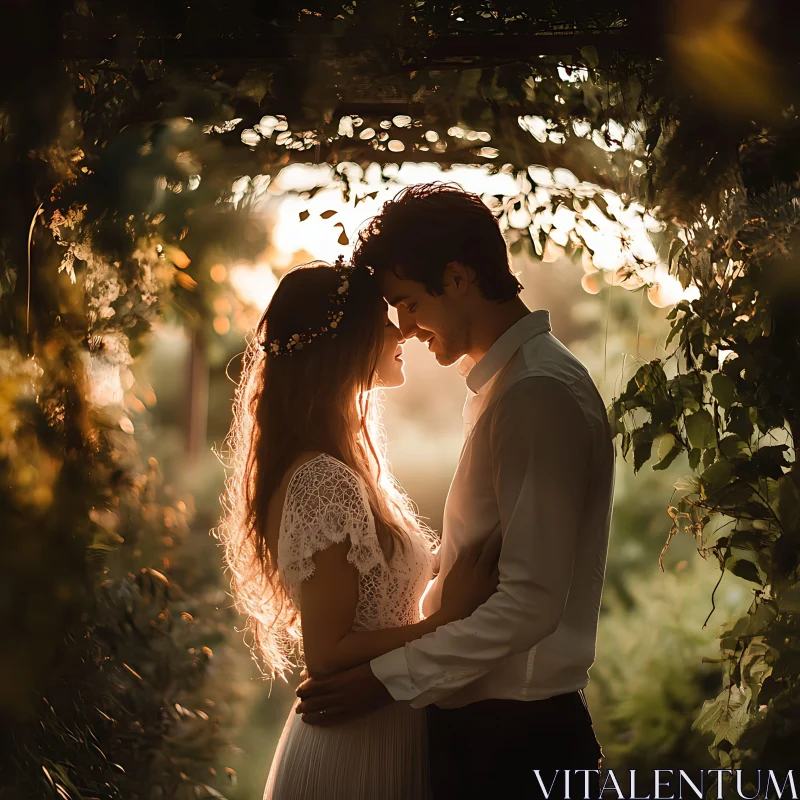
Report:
443,261,476,296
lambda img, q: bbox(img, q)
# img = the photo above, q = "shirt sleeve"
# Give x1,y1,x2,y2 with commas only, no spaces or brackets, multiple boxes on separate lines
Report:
370,376,591,707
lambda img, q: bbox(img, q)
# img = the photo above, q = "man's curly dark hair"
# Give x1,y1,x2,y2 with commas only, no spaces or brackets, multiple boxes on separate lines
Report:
352,182,523,302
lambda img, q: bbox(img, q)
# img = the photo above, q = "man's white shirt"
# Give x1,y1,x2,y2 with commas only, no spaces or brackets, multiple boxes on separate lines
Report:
370,310,615,708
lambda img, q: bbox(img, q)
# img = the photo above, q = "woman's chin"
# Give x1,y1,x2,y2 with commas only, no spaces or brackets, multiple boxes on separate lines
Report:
375,366,406,389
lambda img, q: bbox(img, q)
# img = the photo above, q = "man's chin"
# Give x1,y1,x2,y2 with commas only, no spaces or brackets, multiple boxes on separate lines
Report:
433,350,460,367
424,336,462,367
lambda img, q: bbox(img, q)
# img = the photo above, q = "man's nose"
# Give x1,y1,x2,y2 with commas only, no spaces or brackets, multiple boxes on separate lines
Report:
397,308,418,339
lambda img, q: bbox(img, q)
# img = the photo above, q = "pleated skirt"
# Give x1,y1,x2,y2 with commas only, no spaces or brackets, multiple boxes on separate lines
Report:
264,697,431,799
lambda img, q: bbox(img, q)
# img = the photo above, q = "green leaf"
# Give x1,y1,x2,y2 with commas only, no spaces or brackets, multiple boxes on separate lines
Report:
653,433,683,471
608,398,628,435
657,433,677,461
711,373,736,409
726,558,763,584
715,481,760,512
753,445,790,479
777,475,800,531
688,448,702,470
727,406,754,442
686,409,715,450
701,459,733,493
669,373,703,413
692,695,728,735
667,239,687,270
334,222,349,245
665,315,686,349
632,427,656,472
745,599,778,634
719,435,748,459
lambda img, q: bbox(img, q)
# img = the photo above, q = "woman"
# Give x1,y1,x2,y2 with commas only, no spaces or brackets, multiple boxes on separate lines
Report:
219,258,497,799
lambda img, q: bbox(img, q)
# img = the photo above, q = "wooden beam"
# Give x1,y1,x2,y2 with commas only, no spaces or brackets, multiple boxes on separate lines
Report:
425,29,664,60
59,28,661,61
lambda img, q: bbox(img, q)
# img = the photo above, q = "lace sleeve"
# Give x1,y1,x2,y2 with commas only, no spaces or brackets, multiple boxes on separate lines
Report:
277,454,385,604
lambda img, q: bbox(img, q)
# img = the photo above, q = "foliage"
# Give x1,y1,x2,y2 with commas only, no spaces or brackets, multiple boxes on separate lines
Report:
587,558,748,775
1,8,267,795
0,326,242,798
607,183,800,778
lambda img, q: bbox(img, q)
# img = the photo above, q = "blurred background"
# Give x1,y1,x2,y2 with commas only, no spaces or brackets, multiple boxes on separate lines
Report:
132,167,752,798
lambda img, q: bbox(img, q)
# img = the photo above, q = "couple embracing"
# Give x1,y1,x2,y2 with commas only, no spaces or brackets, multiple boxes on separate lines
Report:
221,183,614,800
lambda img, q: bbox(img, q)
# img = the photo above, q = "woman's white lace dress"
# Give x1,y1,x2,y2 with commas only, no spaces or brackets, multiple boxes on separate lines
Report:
263,454,434,800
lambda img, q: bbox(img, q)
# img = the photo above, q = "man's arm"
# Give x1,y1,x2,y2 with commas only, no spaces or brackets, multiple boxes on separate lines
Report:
296,376,592,721
369,375,592,707
302,532,500,679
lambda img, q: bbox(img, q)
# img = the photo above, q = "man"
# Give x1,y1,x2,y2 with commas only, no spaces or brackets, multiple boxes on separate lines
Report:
296,183,614,799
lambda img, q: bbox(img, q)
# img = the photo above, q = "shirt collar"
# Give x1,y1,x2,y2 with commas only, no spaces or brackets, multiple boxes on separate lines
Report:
458,310,552,394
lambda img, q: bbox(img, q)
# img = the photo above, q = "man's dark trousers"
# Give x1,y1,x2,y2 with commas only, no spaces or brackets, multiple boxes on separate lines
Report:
426,690,603,800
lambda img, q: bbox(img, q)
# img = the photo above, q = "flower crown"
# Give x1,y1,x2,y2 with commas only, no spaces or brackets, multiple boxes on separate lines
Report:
260,256,372,356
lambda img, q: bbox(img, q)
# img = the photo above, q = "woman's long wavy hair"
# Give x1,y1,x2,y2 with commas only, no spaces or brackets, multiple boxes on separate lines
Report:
218,261,428,679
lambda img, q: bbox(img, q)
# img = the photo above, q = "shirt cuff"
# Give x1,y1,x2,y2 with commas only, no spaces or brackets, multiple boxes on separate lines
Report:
369,646,419,702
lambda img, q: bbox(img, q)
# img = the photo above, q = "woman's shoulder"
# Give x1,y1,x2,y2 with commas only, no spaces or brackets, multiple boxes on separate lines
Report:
279,452,377,542
282,451,365,500
268,452,367,540
285,450,328,479
287,450,355,480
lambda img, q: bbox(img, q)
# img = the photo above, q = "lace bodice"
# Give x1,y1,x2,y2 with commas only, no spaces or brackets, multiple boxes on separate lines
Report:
277,453,434,632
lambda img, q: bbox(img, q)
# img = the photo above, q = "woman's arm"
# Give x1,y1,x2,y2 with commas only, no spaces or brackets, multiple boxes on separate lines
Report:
300,538,498,679
299,542,444,678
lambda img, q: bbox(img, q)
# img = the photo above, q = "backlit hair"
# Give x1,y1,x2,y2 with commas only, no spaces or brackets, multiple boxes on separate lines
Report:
353,182,523,302
217,261,433,679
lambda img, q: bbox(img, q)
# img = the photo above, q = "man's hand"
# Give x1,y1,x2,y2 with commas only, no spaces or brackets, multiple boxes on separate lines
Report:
296,663,393,726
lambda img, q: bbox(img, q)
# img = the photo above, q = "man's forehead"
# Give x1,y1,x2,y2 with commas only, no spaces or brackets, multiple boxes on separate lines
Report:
380,269,419,305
